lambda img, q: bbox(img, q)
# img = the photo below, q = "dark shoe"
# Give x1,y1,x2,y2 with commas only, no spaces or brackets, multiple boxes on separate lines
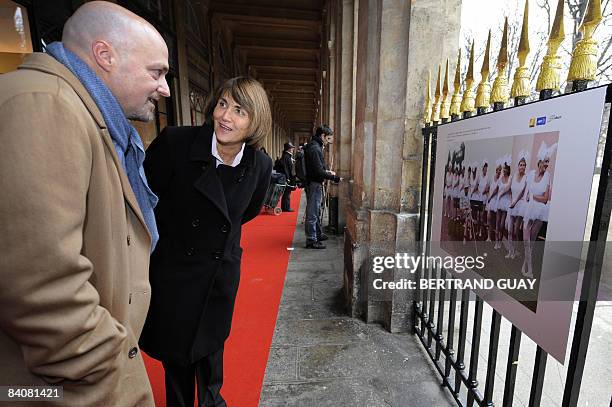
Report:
317,233,329,241
306,241,326,249
282,208,295,212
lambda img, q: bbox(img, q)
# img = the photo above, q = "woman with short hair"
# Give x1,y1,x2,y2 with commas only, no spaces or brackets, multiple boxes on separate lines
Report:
140,77,273,407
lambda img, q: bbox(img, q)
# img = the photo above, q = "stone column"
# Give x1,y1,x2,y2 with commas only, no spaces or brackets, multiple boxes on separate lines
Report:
325,0,340,234
344,0,379,321
343,0,461,332
335,0,355,232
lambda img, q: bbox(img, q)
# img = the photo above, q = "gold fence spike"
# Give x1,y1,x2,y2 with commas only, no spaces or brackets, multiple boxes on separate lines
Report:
568,0,603,82
450,50,462,117
536,0,565,92
423,70,432,125
475,31,492,108
432,64,442,123
441,59,451,120
536,0,565,91
491,18,510,104
512,0,531,99
461,41,476,113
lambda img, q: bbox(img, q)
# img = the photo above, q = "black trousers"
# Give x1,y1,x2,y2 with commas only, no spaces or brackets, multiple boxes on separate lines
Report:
281,185,292,210
162,347,226,407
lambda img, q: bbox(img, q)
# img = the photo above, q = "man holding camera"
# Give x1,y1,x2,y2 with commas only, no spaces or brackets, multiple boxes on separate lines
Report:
304,125,340,249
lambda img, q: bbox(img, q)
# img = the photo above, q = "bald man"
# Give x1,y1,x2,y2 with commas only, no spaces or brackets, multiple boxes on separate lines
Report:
0,2,169,405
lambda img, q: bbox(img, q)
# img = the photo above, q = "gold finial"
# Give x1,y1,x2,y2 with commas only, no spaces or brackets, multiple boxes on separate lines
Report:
475,31,492,108
491,18,510,104
440,59,451,120
431,64,442,123
568,0,603,82
461,41,476,113
536,0,565,91
512,0,531,98
423,70,432,125
581,0,603,39
450,50,462,117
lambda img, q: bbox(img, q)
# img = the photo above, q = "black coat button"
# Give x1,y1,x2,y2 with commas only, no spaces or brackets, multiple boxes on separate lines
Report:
221,224,229,233
212,250,223,260
128,347,138,359
192,218,200,227
186,247,195,256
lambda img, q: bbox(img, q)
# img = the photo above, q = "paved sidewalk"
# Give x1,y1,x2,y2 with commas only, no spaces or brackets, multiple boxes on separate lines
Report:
259,193,454,406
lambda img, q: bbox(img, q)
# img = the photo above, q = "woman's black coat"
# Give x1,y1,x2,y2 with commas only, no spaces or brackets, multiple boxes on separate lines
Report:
139,124,272,365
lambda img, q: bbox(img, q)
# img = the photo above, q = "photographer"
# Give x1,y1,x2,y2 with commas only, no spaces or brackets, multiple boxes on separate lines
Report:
304,125,340,249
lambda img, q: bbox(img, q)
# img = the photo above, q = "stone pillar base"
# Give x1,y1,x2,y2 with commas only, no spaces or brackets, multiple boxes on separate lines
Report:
344,208,418,333
343,205,369,319
384,300,412,334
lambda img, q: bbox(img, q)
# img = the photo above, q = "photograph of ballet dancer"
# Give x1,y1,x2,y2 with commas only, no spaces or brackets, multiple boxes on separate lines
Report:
440,132,559,311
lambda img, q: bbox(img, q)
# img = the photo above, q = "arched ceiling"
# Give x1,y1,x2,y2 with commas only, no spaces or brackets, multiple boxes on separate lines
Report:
210,0,324,135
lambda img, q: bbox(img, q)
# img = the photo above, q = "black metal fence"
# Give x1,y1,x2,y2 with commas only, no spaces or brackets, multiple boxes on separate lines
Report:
413,84,612,407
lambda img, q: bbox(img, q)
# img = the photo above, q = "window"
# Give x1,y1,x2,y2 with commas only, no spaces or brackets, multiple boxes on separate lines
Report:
189,87,207,126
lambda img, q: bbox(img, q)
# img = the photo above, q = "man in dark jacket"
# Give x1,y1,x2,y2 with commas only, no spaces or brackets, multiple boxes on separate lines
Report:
304,125,340,249
279,142,296,212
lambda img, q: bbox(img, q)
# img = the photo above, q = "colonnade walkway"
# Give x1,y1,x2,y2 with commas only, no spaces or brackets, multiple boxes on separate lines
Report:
259,191,454,406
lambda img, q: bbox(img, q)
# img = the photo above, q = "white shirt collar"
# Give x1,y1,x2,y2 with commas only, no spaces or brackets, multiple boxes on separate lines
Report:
212,132,245,168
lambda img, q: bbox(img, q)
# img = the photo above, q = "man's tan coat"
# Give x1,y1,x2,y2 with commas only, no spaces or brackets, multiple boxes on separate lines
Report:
0,53,154,406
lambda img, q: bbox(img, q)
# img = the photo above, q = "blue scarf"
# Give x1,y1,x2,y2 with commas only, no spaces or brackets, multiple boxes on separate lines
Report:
46,42,158,251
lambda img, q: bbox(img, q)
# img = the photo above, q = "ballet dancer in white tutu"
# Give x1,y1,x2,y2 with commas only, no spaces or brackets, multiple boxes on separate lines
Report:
452,164,463,221
521,142,557,277
485,158,503,243
444,164,452,217
496,155,512,251
506,150,529,259
475,160,489,238
460,185,474,243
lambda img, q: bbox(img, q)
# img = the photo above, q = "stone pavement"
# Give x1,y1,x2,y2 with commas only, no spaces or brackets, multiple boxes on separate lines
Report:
259,194,454,407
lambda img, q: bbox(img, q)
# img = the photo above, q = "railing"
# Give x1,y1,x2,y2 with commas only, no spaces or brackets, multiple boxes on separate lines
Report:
414,84,612,407
414,2,611,404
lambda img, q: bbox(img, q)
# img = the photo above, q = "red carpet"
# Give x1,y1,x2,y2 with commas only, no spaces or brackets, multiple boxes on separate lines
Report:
143,189,301,406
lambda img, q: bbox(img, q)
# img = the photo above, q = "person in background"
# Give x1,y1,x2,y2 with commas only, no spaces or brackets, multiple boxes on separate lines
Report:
0,2,170,405
140,77,272,407
294,143,308,188
304,125,340,249
280,142,296,212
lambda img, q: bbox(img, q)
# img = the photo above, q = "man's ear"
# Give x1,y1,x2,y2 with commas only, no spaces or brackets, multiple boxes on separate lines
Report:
91,40,114,73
